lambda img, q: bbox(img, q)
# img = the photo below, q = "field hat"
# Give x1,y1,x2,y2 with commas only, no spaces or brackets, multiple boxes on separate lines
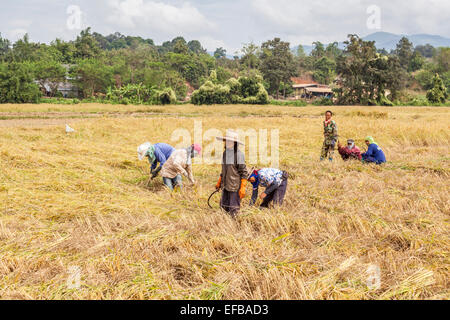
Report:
365,136,377,146
347,139,355,149
216,130,244,145
138,142,154,161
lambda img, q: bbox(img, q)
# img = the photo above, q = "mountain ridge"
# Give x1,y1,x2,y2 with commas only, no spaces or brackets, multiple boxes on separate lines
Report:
293,32,450,55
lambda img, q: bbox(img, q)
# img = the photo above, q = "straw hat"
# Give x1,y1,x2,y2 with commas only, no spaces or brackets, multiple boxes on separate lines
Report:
216,130,244,145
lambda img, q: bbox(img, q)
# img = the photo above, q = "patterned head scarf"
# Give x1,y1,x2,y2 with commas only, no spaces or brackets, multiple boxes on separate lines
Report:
146,145,156,164
248,169,260,188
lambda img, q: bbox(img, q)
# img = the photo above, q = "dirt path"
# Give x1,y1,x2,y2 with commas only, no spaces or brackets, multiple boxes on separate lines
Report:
0,118,98,128
0,110,323,128
0,112,176,128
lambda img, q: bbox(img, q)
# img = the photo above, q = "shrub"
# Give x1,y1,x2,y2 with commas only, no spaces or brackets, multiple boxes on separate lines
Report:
408,97,430,106
191,81,231,105
427,74,448,104
104,83,179,105
191,75,268,105
312,98,334,106
270,100,308,107
155,88,177,105
0,62,42,103
415,69,435,90
378,95,394,106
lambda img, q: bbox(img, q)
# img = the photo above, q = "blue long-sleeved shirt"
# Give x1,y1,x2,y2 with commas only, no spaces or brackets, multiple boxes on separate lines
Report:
362,144,386,164
150,143,175,170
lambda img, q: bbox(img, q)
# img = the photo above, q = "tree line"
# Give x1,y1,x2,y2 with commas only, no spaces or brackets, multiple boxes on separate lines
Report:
0,28,448,105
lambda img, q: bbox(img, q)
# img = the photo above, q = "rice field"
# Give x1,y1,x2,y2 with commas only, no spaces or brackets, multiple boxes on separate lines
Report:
0,104,449,299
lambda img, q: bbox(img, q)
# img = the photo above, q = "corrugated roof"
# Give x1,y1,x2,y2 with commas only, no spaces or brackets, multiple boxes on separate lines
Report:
293,84,318,88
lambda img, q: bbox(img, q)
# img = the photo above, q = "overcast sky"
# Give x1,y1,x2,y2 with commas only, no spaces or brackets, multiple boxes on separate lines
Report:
1,0,449,53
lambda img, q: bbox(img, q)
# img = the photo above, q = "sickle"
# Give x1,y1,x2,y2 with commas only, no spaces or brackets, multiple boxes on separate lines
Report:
208,189,221,209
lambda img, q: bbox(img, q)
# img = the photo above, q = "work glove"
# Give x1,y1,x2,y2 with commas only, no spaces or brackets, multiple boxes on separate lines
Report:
151,167,161,179
215,176,222,190
239,179,247,199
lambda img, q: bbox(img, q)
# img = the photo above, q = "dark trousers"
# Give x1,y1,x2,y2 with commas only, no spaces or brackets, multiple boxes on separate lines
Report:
363,156,384,165
260,179,288,208
221,190,241,218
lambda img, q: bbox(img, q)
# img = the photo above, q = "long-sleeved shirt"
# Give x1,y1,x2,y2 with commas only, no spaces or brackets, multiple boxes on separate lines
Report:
220,148,247,192
250,168,284,204
323,120,338,140
338,146,362,161
362,144,386,164
151,143,175,171
160,149,194,183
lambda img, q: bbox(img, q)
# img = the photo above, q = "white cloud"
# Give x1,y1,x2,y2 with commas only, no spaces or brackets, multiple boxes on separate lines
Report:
1,0,449,50
249,0,450,45
106,0,215,36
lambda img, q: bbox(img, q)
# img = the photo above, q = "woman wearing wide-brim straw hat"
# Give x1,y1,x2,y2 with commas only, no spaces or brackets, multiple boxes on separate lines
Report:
214,131,248,219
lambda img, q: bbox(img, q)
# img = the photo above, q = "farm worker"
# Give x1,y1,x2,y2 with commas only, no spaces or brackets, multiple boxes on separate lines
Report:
215,131,248,219
362,136,386,165
249,168,289,208
137,142,175,179
338,139,362,161
160,144,202,191
320,110,338,162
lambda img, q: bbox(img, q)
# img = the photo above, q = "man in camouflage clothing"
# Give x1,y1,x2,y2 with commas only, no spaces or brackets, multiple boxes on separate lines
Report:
320,110,338,162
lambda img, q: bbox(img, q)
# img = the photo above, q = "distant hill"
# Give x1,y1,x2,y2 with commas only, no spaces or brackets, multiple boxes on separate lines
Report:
293,32,450,55
363,32,450,51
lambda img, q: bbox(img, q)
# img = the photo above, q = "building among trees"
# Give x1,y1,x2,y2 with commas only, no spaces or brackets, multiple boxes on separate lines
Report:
291,77,333,100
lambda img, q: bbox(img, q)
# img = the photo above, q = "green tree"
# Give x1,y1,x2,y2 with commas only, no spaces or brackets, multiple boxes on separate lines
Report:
311,42,325,58
259,38,296,99
216,66,233,83
214,47,227,59
240,42,260,72
70,58,113,97
51,39,76,64
0,62,41,103
335,35,405,105
415,69,435,90
296,45,306,57
313,56,336,84
34,59,67,96
173,39,189,55
165,52,212,88
74,28,101,59
325,42,341,60
409,51,425,72
434,47,450,73
415,44,436,58
12,34,40,62
426,73,447,103
395,37,414,70
188,40,205,54
0,33,11,61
